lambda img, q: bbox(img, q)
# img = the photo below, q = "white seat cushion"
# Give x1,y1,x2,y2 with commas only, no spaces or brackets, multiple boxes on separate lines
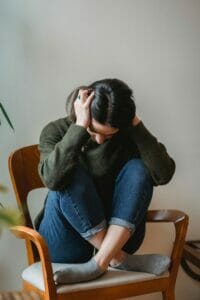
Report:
22,262,169,294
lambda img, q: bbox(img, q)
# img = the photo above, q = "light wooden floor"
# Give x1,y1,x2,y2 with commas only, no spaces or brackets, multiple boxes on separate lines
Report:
0,291,41,300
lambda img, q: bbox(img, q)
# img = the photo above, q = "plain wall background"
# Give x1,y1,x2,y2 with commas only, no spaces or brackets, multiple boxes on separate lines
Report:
0,0,199,299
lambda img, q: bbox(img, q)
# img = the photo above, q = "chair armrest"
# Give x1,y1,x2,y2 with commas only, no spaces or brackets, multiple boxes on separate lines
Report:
147,209,188,223
10,226,56,298
147,210,189,285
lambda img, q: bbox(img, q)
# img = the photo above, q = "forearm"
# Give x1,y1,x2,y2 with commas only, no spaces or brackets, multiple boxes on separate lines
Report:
38,122,90,190
128,120,176,185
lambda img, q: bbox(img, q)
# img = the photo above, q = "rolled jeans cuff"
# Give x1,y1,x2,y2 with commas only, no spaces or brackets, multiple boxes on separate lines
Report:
81,219,107,240
108,217,135,236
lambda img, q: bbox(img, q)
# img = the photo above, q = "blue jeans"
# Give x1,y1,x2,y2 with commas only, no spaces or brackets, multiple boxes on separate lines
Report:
38,159,154,263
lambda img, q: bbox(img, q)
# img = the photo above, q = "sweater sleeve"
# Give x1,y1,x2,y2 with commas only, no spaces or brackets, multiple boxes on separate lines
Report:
38,121,90,190
127,121,176,186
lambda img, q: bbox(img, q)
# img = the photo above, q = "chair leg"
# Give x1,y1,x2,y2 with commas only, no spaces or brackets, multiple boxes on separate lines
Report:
162,289,175,300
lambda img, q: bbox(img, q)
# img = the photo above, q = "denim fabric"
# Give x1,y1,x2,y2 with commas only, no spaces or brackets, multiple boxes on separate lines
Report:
38,159,153,263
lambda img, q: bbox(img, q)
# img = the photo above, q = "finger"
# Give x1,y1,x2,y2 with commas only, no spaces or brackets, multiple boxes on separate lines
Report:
78,89,91,101
76,89,86,101
85,91,95,106
78,89,84,94
80,89,90,96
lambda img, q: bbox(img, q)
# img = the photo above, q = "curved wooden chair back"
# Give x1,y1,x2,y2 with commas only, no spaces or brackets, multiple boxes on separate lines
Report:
8,145,44,227
9,145,44,263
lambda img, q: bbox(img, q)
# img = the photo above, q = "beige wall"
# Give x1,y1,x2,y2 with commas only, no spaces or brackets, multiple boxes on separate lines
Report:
0,0,199,298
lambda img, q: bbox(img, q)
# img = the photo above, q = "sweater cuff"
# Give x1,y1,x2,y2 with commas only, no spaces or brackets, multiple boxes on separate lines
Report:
127,121,157,146
61,123,90,150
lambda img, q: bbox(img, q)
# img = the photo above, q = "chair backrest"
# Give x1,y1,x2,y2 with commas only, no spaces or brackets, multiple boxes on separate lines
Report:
8,145,44,227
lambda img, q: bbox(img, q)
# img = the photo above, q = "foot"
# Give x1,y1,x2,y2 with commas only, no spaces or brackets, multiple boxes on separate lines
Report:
110,253,171,276
53,258,106,284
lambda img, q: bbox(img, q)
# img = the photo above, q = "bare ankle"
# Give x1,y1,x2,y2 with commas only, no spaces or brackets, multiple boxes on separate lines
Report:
89,229,107,249
93,254,109,271
110,251,127,266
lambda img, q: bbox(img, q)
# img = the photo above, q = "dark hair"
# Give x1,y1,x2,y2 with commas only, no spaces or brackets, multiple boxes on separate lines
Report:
66,78,136,129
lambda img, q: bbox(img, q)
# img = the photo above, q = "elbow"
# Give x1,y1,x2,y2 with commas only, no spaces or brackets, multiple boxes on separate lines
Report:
43,179,59,190
153,158,176,186
38,165,63,191
41,176,66,191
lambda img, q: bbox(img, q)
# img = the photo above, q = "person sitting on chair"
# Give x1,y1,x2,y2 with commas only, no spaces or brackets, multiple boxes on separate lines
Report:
36,78,175,284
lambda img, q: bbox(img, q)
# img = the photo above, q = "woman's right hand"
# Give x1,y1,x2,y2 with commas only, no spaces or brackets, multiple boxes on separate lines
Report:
74,89,95,128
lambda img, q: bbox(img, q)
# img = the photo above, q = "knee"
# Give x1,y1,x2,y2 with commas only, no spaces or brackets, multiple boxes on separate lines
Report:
58,165,93,194
126,159,148,173
119,159,152,183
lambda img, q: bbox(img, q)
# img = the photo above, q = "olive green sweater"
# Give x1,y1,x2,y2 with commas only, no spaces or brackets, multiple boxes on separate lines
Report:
38,116,175,201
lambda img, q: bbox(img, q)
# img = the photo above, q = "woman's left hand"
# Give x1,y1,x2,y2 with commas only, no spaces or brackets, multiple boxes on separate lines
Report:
132,115,141,126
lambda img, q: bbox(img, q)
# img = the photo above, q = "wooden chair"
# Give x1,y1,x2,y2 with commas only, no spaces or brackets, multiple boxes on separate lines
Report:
8,145,188,300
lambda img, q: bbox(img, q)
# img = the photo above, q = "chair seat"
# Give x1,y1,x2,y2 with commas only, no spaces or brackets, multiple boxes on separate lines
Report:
22,262,169,294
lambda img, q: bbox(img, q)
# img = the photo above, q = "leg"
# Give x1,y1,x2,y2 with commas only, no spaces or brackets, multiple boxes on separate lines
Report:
109,159,154,235
122,215,146,254
57,165,107,241
39,164,106,262
90,158,152,256
162,289,175,300
40,165,109,283
93,159,170,275
111,158,152,262
38,190,94,263
93,159,153,267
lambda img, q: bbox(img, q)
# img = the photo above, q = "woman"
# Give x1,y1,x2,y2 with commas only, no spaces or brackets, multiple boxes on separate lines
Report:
36,78,175,284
